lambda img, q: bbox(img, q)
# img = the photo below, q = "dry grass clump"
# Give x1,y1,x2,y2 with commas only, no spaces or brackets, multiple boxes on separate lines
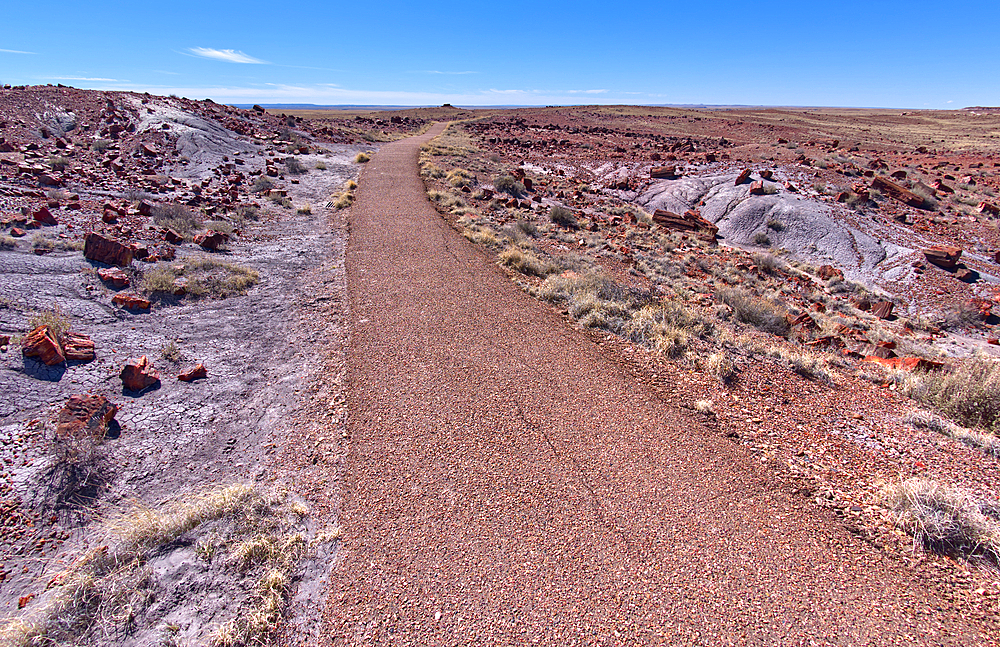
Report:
420,161,446,179
152,203,199,233
717,287,789,337
446,168,475,188
252,175,274,194
204,220,234,235
1,234,17,249
296,203,312,214
333,191,354,209
903,410,1000,457
354,151,372,163
882,478,1000,565
533,273,711,357
694,399,715,414
29,305,71,342
900,359,1000,432
706,351,737,384
427,189,466,212
766,346,832,382
498,247,557,277
142,259,259,299
283,156,307,175
549,206,578,229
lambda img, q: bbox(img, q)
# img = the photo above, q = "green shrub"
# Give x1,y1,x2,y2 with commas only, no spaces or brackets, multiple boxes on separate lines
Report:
494,175,524,196
252,176,275,194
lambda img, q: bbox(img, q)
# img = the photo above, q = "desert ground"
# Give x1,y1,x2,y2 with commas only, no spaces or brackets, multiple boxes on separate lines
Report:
1,86,1000,644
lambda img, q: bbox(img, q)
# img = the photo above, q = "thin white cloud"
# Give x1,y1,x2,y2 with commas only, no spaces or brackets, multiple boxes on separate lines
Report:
187,48,267,64
154,70,181,76
0,48,36,54
568,89,609,94
45,76,127,82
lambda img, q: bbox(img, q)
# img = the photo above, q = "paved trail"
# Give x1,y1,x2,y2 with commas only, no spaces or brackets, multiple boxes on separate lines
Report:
326,123,984,645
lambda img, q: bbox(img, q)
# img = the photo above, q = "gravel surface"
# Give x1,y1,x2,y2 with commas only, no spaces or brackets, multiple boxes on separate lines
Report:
324,124,991,644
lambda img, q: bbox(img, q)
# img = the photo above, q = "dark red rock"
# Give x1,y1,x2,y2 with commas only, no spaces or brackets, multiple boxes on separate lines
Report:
817,265,844,281
120,355,160,392
749,181,765,196
922,246,962,269
652,209,718,240
871,301,894,319
932,180,954,194
864,356,944,372
979,201,1000,216
194,230,228,251
111,293,151,311
871,176,926,208
0,334,9,346
98,267,130,288
956,268,975,282
33,206,57,226
735,168,752,185
10,227,25,237
84,232,133,267
164,229,183,244
138,200,154,216
56,394,116,439
62,331,95,362
131,244,149,260
890,170,907,180
178,363,207,382
102,209,118,224
650,166,677,179
21,325,64,365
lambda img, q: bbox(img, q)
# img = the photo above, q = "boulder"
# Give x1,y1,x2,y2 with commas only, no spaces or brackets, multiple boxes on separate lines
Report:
651,209,719,240
98,267,130,288
21,325,64,365
33,206,57,226
62,331,95,362
111,293,151,311
922,246,962,269
178,363,207,382
979,201,1000,216
956,268,975,282
749,181,765,196
138,200,154,216
56,394,117,439
650,166,677,179
163,229,184,244
871,176,926,208
120,356,160,392
817,265,844,281
84,232,133,267
735,168,752,185
871,301,894,319
194,230,228,251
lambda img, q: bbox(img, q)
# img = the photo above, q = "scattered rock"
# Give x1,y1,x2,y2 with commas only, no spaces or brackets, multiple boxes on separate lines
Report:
871,176,926,208
62,331,95,362
33,206,57,226
922,245,962,269
817,265,844,281
956,268,975,282
178,363,207,382
651,209,718,240
21,325,65,365
871,301,894,319
863,356,944,372
97,267,130,288
10,227,26,237
120,355,160,392
84,232,133,267
111,293,151,311
650,166,677,179
749,181,765,196
56,394,117,439
163,229,184,244
194,230,229,251
979,201,1000,216
735,168,751,185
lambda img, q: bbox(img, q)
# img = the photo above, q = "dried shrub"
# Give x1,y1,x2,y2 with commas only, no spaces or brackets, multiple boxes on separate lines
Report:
498,247,556,277
718,288,789,336
152,203,199,233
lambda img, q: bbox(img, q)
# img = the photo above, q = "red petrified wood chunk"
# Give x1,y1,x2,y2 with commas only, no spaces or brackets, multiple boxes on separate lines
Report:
21,325,65,365
178,363,208,382
120,355,160,392
56,394,117,439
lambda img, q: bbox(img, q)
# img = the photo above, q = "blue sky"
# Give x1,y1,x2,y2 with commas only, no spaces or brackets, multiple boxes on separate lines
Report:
2,1,997,108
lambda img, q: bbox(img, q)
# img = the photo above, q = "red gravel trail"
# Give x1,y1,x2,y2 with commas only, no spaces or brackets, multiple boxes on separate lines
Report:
325,123,984,645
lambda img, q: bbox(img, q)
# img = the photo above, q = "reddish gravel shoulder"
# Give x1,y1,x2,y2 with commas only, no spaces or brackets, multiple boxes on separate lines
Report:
327,123,990,645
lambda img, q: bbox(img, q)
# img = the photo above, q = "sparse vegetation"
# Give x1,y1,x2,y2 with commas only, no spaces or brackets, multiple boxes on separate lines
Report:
29,305,70,341
549,206,578,229
143,259,259,300
903,410,1000,457
900,359,1000,432
152,203,199,233
284,156,307,175
706,351,736,384
446,168,475,188
354,151,372,163
161,340,182,363
499,247,556,277
717,288,789,336
752,231,771,246
883,478,1000,565
0,485,318,647
494,174,525,196
0,235,17,249
314,161,327,170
